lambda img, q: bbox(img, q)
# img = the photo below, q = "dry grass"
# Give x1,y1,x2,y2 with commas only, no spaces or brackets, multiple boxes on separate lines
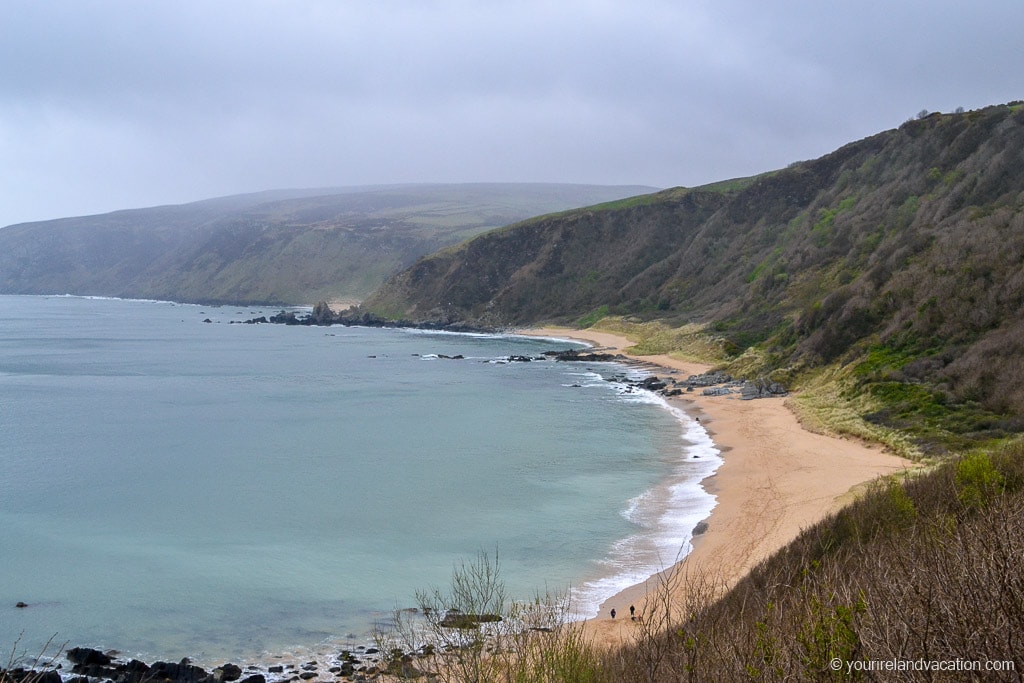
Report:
589,318,727,365
787,363,924,461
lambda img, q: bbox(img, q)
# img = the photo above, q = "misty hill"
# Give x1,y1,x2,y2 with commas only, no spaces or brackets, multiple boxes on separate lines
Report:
361,103,1024,451
0,183,655,305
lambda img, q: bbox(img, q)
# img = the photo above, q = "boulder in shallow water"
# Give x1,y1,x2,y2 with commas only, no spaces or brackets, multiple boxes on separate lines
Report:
149,659,210,683
637,376,667,391
214,663,243,682
66,648,113,667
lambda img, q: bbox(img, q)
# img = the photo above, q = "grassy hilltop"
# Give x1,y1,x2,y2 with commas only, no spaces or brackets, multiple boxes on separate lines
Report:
0,183,654,306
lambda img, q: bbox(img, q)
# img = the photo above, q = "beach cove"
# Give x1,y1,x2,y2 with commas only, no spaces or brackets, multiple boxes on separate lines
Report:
1,295,725,670
2,297,913,680
521,327,914,649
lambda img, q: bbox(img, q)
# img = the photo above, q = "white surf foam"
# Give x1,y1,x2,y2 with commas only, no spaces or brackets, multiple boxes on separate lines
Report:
568,380,722,620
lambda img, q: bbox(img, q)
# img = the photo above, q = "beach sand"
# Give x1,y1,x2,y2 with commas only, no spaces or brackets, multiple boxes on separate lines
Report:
521,327,914,648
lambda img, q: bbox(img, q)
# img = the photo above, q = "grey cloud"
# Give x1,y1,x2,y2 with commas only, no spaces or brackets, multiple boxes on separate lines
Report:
1,0,1022,227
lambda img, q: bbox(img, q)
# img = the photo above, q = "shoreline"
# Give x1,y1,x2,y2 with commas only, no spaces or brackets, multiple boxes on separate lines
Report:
6,315,914,677
519,327,914,648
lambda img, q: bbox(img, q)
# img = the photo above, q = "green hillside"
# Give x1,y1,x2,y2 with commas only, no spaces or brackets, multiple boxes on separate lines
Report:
360,103,1024,456
0,183,655,305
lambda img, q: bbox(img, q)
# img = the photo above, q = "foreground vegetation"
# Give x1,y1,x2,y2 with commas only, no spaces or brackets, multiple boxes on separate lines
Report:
598,442,1024,681
376,442,1023,681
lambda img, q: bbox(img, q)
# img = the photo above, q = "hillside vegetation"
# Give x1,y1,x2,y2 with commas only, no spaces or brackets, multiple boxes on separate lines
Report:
361,103,1024,455
0,183,654,305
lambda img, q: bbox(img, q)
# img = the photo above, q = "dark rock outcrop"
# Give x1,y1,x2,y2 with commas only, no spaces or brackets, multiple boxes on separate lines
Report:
685,371,733,387
261,303,491,334
213,663,243,682
543,349,628,363
149,659,211,683
739,378,789,400
66,647,113,667
637,376,667,391
439,611,503,629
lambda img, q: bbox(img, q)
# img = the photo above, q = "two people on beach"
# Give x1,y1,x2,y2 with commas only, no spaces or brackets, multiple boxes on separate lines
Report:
610,605,637,620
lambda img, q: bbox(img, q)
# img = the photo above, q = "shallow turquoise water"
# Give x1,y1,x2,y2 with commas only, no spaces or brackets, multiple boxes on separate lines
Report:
0,295,718,663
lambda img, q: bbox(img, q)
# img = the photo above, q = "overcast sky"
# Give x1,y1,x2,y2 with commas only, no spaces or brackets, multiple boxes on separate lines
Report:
1,0,1022,227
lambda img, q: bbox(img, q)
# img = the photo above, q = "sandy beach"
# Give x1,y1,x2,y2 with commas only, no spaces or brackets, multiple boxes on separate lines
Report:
521,327,914,648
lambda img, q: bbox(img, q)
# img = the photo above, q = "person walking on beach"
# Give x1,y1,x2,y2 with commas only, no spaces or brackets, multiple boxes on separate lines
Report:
630,605,635,619
610,608,616,619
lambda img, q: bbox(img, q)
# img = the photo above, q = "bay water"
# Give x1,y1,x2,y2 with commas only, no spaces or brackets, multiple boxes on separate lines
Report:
0,295,719,664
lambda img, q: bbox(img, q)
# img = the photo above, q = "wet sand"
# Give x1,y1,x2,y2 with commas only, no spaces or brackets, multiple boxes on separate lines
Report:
521,327,913,647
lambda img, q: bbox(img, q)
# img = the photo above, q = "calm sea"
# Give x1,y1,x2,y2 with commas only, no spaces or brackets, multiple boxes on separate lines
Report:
0,295,719,664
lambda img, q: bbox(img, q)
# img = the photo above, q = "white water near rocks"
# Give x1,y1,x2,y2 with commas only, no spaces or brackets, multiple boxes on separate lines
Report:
0,295,719,664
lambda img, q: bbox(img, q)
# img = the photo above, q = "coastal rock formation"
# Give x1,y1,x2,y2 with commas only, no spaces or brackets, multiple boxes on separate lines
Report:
739,378,788,400
50,652,267,683
439,611,503,629
603,370,788,401
213,663,243,682
66,647,113,667
310,301,335,325
636,376,668,391
531,350,788,400
11,644,424,683
685,371,734,387
544,349,628,363
261,305,490,334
